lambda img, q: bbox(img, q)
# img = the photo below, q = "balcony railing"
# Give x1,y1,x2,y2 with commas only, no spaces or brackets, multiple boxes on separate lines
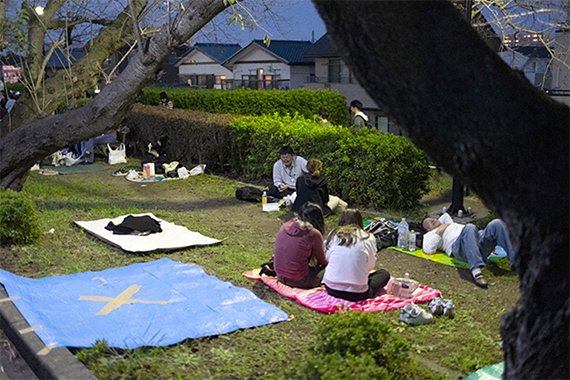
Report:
306,76,358,84
220,79,291,90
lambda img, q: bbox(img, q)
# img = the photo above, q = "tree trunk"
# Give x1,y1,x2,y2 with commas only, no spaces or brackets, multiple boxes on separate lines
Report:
447,177,465,215
0,0,231,190
312,1,569,379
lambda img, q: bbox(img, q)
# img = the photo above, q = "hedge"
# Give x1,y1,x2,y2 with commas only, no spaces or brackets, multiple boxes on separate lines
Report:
124,105,431,211
0,189,40,245
140,87,351,126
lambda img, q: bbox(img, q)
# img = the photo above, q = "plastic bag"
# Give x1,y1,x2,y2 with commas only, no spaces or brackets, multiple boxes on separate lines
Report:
177,167,189,179
189,164,206,176
108,143,127,165
64,153,80,166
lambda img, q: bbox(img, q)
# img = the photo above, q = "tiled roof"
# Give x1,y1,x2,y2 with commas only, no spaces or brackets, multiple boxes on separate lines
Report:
194,43,242,63
302,34,338,58
514,46,551,59
251,40,314,64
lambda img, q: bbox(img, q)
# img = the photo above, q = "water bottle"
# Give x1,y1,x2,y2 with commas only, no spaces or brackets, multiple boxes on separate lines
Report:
397,218,409,249
262,191,267,204
458,209,463,217
408,230,416,251
401,273,411,299
467,206,472,215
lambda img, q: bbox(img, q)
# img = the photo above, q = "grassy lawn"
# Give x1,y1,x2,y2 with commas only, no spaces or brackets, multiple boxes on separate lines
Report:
1,159,520,379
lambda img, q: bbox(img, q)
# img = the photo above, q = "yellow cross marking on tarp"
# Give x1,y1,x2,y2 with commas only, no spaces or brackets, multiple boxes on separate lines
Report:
92,277,117,287
79,285,168,315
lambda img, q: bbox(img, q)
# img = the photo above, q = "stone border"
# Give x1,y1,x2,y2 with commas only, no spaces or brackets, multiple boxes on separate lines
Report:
0,286,97,380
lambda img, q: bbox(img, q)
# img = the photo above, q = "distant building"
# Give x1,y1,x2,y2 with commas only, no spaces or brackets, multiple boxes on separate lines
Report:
176,43,241,89
498,46,553,88
2,65,21,83
223,40,315,90
502,32,551,48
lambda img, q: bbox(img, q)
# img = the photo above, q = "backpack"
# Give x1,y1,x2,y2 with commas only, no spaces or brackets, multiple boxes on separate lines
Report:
235,186,264,203
355,114,374,130
364,218,398,249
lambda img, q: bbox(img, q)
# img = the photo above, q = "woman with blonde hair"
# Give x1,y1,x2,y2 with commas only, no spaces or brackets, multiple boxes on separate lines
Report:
292,158,346,217
322,210,390,301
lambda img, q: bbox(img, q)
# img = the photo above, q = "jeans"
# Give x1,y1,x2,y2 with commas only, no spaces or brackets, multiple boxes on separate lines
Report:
278,265,325,289
451,219,514,270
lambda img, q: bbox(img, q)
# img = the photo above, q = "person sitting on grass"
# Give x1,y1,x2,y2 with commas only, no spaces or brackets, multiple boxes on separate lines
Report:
268,145,308,199
422,213,515,288
291,158,347,217
273,202,328,289
159,91,173,109
322,210,390,301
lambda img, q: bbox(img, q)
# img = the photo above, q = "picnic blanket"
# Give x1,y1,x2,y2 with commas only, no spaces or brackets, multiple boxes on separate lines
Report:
75,213,221,252
126,164,205,183
390,246,507,269
465,362,503,380
48,163,109,174
243,269,441,314
0,258,288,349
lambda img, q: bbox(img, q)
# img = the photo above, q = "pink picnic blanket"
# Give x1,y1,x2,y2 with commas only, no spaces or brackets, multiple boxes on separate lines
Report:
243,269,441,314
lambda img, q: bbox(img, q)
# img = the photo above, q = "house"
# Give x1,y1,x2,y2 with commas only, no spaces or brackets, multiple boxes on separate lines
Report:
44,47,84,78
548,24,570,106
498,46,553,88
175,43,241,89
223,40,315,90
303,34,401,134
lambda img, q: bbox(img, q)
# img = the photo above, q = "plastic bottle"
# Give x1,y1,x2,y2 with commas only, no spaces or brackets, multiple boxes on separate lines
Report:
401,273,411,299
408,230,416,251
397,218,409,249
262,191,267,204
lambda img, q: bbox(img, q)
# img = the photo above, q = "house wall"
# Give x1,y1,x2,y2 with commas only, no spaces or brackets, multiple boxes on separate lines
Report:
290,65,313,89
552,29,570,90
178,51,233,77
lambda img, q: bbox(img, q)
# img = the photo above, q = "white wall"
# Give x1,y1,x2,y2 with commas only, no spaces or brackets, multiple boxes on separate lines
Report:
178,51,233,77
290,65,313,89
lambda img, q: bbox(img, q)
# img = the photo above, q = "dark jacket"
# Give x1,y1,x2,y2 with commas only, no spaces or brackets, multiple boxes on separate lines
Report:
292,173,332,216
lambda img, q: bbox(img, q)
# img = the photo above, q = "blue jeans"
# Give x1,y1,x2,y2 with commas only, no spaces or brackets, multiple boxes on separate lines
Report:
451,219,514,270
79,133,117,163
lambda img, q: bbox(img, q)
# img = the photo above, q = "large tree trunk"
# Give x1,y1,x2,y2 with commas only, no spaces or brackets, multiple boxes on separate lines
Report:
312,1,569,379
0,0,230,190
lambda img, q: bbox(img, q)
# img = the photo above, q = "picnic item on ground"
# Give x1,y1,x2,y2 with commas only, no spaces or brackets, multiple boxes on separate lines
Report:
48,163,109,175
387,273,420,299
38,168,59,175
105,215,162,235
126,164,205,183
108,143,127,165
243,268,441,314
390,245,506,269
112,168,128,176
399,302,433,325
75,213,220,252
0,258,288,349
364,217,398,249
464,362,504,380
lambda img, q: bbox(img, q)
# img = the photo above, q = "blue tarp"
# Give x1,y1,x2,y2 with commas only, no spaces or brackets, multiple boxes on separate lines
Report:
0,258,288,348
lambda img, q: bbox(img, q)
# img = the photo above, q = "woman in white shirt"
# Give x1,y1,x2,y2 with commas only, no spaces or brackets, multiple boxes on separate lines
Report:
323,210,390,301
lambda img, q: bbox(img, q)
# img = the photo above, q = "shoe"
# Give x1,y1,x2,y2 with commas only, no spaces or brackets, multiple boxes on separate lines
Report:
474,273,488,288
428,297,443,316
399,303,433,325
442,299,455,319
112,168,128,176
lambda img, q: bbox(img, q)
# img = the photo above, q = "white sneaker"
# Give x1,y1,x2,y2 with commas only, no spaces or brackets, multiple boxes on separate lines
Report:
442,299,455,319
428,297,443,316
400,303,433,325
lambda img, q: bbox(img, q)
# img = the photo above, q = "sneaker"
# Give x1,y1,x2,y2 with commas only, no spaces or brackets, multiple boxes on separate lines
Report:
399,303,433,325
442,299,455,319
428,297,443,316
112,168,128,176
473,273,488,288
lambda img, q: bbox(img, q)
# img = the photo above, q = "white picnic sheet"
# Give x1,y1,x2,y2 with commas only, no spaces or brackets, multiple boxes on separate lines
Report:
75,213,221,252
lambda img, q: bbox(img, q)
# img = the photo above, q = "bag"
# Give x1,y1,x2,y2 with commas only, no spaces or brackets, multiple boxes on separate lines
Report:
108,143,127,165
235,186,264,203
64,153,79,166
364,218,398,249
259,257,276,277
177,167,189,179
387,277,420,299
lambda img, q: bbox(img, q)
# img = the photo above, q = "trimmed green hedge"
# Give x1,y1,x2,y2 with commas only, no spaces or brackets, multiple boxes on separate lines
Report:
140,87,350,126
124,105,431,210
0,189,40,245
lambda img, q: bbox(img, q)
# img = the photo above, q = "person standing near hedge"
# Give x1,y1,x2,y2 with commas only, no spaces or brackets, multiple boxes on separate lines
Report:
350,99,369,130
323,210,390,301
159,91,173,109
318,107,332,127
269,145,307,199
273,203,328,289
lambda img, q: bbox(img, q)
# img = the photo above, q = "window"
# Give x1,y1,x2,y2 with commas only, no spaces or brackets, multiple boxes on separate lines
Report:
328,59,352,83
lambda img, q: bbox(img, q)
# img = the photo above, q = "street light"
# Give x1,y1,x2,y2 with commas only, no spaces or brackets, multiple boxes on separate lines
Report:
35,6,44,15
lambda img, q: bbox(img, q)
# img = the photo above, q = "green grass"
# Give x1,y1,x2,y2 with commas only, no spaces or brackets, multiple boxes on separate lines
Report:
2,159,517,379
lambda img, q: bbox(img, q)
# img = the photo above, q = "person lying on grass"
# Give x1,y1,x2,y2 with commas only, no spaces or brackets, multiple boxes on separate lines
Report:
273,202,328,289
322,210,390,301
422,213,515,288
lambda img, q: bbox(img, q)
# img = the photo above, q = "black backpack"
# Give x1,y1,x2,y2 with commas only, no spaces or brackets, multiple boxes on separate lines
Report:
364,218,398,249
235,186,264,203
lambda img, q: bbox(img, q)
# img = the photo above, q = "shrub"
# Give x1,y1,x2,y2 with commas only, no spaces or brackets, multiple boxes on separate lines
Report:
0,189,40,245
140,87,350,126
124,105,431,210
285,311,410,380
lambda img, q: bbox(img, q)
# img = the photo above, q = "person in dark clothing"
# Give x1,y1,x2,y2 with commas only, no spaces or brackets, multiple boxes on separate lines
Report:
145,134,170,174
292,158,332,217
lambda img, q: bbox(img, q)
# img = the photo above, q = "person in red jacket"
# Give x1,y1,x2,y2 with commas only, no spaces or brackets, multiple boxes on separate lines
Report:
273,203,328,289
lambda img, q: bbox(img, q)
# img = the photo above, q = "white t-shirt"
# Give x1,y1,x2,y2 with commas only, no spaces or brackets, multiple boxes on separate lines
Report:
323,230,377,293
272,156,307,190
422,213,464,256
